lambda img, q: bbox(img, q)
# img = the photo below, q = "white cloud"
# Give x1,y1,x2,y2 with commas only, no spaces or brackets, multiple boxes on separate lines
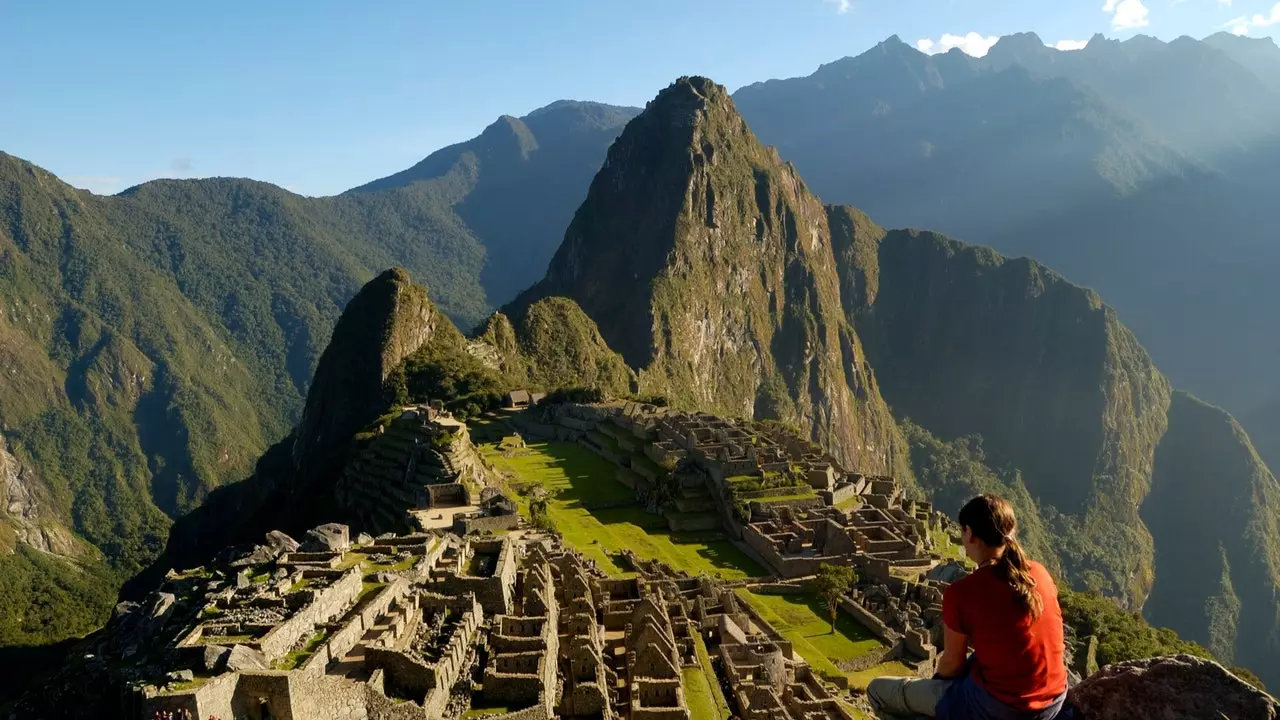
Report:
1224,2,1279,34
824,0,851,14
1252,1,1280,26
1103,0,1150,30
66,176,124,195
1053,39,1090,50
915,32,1000,57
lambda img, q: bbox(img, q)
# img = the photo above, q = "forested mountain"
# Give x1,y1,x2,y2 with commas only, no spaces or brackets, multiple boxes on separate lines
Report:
0,100,634,648
506,77,1280,687
508,77,909,477
732,33,1280,477
5,29,1280,697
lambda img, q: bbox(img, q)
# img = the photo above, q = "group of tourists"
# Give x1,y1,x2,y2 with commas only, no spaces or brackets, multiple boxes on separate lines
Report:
149,711,217,720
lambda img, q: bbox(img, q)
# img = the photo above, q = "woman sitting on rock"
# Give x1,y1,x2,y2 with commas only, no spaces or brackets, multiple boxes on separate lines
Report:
868,494,1067,719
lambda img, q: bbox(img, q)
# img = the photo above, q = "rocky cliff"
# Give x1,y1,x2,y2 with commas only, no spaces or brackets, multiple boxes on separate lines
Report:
126,269,439,593
1143,392,1280,688
510,77,907,477
475,298,634,398
842,228,1280,689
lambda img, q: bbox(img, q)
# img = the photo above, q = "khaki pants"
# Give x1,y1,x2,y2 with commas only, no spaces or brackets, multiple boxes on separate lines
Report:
867,675,953,718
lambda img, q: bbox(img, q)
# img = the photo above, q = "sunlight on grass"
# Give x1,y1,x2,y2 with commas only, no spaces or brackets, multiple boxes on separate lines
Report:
481,440,764,579
736,590,885,684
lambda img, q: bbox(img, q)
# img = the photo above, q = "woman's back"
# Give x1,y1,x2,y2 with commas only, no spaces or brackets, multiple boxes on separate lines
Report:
943,559,1067,711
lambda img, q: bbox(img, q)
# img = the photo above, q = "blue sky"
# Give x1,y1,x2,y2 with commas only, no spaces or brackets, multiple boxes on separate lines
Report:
2,0,1275,196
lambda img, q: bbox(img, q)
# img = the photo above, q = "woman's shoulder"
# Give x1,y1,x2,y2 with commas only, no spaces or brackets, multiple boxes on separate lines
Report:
1030,560,1058,588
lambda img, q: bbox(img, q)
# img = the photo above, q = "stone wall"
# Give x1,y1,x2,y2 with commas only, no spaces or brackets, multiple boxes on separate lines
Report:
235,673,297,720
839,597,899,644
428,483,469,507
455,513,521,535
258,568,363,660
487,705,552,720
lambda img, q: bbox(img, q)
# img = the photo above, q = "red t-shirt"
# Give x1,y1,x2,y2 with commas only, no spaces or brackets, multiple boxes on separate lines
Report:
942,560,1066,710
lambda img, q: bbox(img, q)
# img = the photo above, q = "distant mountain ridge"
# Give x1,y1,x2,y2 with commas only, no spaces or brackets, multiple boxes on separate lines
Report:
732,31,1280,479
350,100,639,308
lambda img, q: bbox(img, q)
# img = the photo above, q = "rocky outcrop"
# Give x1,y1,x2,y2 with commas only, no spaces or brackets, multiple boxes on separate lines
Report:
509,77,907,477
0,437,82,557
476,298,634,397
1068,655,1278,719
292,267,436,490
129,270,439,593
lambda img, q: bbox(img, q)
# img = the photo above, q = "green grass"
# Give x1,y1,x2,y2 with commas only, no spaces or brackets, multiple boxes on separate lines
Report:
460,706,514,719
482,441,764,579
836,495,862,512
276,630,328,670
355,581,387,609
737,590,884,684
366,556,417,574
687,633,732,719
751,491,817,503
337,552,369,570
845,660,917,691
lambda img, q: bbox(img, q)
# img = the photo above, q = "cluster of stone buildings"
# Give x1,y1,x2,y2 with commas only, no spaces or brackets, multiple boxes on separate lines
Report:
335,403,519,536
514,401,957,670
129,398,972,718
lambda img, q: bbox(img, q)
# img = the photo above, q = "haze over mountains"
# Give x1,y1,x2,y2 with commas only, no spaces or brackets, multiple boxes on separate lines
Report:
2,28,1280,701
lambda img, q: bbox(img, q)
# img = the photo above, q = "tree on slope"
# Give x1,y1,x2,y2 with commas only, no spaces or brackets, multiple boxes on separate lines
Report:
814,563,857,633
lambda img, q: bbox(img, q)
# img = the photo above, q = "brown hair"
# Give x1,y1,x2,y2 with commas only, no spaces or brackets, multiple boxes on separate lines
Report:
958,494,1043,620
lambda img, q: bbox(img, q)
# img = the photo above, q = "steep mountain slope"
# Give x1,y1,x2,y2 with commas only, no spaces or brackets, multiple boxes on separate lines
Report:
732,34,1280,478
983,33,1280,158
128,269,440,591
476,298,635,398
843,228,1171,602
842,227,1280,688
350,101,639,307
733,36,1198,244
1143,392,1280,682
510,77,907,477
0,152,495,647
1202,32,1280,94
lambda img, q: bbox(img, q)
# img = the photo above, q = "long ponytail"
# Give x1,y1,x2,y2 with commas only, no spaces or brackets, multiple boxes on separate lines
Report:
959,494,1043,620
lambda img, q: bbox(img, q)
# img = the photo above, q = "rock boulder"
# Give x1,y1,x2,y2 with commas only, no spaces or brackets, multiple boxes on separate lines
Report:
264,530,300,555
225,644,269,672
1068,654,1277,719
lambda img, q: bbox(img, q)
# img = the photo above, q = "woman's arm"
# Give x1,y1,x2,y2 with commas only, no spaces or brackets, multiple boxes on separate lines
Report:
936,625,970,679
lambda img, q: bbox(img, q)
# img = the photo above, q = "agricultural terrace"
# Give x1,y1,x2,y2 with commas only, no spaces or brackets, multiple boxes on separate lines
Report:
739,590,913,691
479,437,764,579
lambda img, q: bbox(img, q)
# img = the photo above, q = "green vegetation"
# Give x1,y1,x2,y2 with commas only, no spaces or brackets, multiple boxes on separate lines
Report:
737,590,883,685
474,299,634,399
1060,588,1208,667
276,630,328,670
394,320,509,420
480,440,763,579
813,563,857,632
902,422,1059,576
505,77,910,482
689,632,732,719
0,546,118,646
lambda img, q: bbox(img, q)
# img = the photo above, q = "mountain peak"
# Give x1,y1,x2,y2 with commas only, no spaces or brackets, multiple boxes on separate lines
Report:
995,31,1046,51
510,76,905,474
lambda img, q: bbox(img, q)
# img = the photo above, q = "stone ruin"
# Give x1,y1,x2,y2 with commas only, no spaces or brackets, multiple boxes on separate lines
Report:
335,402,482,535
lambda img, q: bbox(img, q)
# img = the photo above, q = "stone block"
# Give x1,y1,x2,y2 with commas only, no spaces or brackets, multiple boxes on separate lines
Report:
265,529,301,555
226,644,269,672
203,644,231,672
304,523,352,552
